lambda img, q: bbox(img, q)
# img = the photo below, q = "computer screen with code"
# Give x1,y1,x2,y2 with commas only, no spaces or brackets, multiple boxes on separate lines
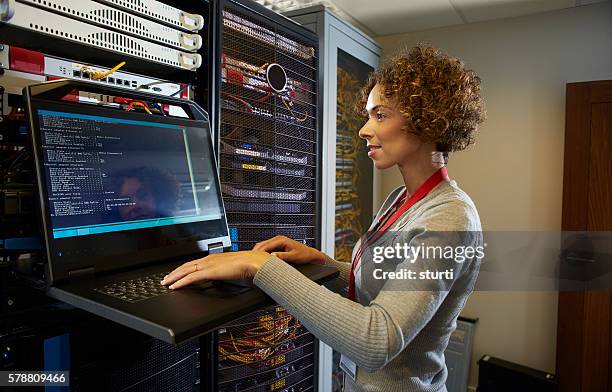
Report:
37,109,224,239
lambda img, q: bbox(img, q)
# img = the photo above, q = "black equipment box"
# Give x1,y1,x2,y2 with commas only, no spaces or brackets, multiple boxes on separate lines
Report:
477,355,557,392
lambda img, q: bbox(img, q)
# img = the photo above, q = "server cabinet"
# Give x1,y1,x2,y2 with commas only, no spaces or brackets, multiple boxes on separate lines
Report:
208,1,323,391
284,7,381,392
1,1,212,390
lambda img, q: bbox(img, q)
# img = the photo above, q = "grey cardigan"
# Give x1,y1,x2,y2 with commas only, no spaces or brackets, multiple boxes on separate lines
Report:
253,179,482,392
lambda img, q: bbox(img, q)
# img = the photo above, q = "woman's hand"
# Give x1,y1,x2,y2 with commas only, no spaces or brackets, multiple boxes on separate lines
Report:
252,236,325,265
160,251,271,290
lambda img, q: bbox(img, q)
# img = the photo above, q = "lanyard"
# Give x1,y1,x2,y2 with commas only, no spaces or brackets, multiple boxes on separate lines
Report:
347,167,449,301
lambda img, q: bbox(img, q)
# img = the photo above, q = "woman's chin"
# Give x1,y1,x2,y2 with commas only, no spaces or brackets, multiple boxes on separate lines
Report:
373,160,394,170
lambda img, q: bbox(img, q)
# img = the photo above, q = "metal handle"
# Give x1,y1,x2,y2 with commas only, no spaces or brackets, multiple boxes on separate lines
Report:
179,12,204,32
564,255,595,264
179,33,203,51
0,0,15,21
179,52,202,70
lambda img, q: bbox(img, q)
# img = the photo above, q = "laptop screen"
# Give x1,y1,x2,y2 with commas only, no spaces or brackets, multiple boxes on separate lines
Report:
29,98,230,279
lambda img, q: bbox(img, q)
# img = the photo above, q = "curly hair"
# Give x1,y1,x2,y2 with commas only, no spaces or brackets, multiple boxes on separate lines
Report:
358,44,486,152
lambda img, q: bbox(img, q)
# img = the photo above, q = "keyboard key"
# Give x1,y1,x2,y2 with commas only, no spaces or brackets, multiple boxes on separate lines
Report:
95,272,170,303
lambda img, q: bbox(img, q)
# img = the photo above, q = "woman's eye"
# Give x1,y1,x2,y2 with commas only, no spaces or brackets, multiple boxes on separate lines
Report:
375,112,385,120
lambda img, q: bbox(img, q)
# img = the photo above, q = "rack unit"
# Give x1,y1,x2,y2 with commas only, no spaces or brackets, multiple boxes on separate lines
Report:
285,7,380,392
209,1,322,391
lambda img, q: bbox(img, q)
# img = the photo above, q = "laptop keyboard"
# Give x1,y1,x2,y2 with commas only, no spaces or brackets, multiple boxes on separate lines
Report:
95,271,170,303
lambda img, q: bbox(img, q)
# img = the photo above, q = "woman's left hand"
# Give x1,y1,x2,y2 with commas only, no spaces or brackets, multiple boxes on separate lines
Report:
160,251,271,289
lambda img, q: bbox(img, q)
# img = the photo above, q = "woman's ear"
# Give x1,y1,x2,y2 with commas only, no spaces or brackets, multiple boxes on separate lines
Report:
431,151,446,165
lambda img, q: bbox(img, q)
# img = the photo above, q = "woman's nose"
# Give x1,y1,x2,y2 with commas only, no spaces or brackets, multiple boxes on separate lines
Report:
358,123,372,140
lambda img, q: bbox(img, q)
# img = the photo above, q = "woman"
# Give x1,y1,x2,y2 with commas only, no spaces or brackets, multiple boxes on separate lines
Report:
162,45,486,392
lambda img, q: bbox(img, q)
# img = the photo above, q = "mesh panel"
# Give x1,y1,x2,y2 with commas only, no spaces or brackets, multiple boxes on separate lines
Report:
72,336,200,391
220,6,318,257
217,305,317,392
232,239,315,252
227,226,315,242
220,124,316,153
224,198,314,214
220,155,315,178
221,170,316,191
226,213,315,227
219,342,315,382
218,356,314,392
219,7,318,391
221,184,314,202
222,109,316,141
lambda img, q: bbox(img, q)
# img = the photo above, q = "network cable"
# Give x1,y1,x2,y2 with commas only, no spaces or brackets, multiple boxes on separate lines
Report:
92,61,126,80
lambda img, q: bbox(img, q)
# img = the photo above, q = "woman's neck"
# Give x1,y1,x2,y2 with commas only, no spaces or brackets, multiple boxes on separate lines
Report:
398,152,446,196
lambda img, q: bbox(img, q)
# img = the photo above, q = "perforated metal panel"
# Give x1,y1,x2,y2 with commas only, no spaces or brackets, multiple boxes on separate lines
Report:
219,5,319,252
5,2,202,70
217,304,317,392
214,4,320,391
19,0,202,51
71,330,200,392
95,0,204,32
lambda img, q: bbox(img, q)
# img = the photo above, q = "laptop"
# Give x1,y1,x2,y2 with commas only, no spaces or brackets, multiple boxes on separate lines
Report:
24,80,337,344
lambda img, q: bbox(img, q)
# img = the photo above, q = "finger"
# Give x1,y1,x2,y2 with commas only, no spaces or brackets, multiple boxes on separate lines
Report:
162,260,202,285
252,237,276,251
253,236,289,252
166,259,199,277
169,262,246,289
270,250,299,263
168,269,210,290
253,236,288,251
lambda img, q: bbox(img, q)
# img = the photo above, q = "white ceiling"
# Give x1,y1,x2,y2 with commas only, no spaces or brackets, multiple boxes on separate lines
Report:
258,0,611,37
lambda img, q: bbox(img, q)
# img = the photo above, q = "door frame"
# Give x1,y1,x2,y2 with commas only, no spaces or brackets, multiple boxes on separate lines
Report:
557,80,612,392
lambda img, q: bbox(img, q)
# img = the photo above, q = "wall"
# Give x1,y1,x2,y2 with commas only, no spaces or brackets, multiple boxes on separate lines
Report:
375,2,612,389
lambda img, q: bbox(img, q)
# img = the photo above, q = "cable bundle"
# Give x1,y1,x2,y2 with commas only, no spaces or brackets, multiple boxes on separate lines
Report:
219,309,302,366
334,68,366,262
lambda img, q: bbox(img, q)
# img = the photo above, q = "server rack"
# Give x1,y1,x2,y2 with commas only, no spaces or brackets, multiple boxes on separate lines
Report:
208,1,323,391
0,1,211,390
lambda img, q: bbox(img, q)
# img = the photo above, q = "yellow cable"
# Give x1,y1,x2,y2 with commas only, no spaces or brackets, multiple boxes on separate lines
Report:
129,101,152,114
92,61,126,80
254,62,269,72
282,97,308,122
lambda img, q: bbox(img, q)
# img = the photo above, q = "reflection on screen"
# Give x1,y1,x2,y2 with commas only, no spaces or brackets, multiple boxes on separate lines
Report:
37,110,223,238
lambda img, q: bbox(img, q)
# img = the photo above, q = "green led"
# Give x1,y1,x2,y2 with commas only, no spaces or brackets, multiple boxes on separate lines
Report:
5,346,10,352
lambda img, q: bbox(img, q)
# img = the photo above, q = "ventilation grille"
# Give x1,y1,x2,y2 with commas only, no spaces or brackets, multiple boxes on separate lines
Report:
220,8,318,249
72,332,200,391
95,0,204,32
217,305,317,392
9,2,201,70
21,0,202,51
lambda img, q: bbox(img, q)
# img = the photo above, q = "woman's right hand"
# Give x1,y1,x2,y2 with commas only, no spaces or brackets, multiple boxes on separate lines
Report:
252,236,326,265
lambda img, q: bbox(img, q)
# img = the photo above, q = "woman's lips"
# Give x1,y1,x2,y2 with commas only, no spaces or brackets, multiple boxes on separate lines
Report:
367,145,381,158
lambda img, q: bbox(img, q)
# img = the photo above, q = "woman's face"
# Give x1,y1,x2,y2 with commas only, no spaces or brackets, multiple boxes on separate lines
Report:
358,84,422,170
